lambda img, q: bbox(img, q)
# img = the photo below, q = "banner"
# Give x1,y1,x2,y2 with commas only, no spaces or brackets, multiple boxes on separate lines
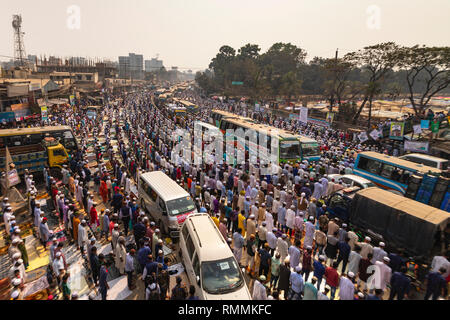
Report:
5,147,20,187
420,120,430,129
404,140,429,153
41,106,48,121
413,124,422,134
389,122,405,140
431,120,440,133
326,112,335,123
358,131,369,143
369,129,381,140
299,107,308,124
69,95,76,106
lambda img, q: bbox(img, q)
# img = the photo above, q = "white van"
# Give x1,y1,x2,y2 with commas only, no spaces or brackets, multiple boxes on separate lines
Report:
139,171,197,238
180,213,251,300
399,153,448,170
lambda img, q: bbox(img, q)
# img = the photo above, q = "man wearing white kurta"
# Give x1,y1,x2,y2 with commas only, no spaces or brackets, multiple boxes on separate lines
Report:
304,217,316,248
252,275,268,300
78,220,88,255
339,272,355,300
276,234,289,263
374,257,392,291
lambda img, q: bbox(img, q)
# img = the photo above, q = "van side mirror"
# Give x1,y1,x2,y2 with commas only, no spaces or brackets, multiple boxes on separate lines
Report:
196,275,200,285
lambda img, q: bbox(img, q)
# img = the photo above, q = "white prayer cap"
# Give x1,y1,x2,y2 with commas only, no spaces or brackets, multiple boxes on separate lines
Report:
71,292,79,299
309,216,314,221
306,245,312,250
301,192,306,197
149,283,156,290
81,220,86,224
11,290,20,299
158,239,163,244
357,292,365,298
348,272,355,278
319,255,325,261
379,242,385,247
56,252,62,257
259,275,266,281
11,278,22,287
282,234,287,239
365,236,371,242
383,256,390,263
342,223,347,228
3,197,8,201
155,229,160,233
17,259,23,265
114,223,119,228
158,250,163,254
295,266,302,272
249,214,255,219
12,253,21,259
11,238,20,244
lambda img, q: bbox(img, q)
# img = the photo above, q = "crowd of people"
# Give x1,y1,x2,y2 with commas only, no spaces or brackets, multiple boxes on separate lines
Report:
3,86,449,300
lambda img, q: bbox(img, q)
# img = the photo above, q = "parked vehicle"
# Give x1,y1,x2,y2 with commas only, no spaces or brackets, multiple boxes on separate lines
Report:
179,213,251,300
399,153,448,170
138,171,197,238
0,137,69,176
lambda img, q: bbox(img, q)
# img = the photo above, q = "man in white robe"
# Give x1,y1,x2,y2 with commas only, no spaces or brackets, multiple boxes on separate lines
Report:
339,272,356,300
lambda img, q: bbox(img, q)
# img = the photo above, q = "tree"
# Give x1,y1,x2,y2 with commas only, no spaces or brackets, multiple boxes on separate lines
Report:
259,42,307,98
396,45,450,117
344,42,400,124
322,58,356,110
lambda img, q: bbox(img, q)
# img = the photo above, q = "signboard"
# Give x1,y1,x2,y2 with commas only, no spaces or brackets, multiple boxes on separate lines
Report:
420,120,430,129
404,140,429,153
326,112,335,123
358,131,369,143
299,107,308,124
70,95,76,106
369,129,381,140
431,120,440,133
231,81,244,85
389,122,405,140
41,106,48,121
7,169,20,187
413,124,422,135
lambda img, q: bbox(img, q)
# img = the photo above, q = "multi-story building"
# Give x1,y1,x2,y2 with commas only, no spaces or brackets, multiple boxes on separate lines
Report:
145,58,164,72
118,53,144,80
118,56,130,79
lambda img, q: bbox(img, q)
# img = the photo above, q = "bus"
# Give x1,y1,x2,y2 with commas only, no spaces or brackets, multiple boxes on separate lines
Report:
353,151,441,195
209,109,255,128
296,135,321,162
83,106,102,120
0,126,79,154
218,117,301,165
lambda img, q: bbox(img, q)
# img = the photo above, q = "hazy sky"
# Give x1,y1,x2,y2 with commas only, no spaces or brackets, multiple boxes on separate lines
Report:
1,0,449,70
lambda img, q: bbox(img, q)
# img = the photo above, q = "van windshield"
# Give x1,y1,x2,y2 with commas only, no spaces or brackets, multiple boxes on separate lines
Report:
201,257,244,294
166,196,196,216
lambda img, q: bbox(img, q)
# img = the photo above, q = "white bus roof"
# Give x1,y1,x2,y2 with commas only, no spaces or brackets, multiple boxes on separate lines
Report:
140,171,191,202
400,153,448,163
194,121,221,131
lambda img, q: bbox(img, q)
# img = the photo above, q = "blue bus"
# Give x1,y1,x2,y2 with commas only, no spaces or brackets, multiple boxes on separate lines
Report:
353,151,441,195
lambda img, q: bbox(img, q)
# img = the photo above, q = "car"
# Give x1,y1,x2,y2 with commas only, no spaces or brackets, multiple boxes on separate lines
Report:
327,174,377,189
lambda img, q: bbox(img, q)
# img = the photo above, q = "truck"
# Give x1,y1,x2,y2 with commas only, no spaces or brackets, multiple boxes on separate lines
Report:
346,187,450,258
0,137,69,177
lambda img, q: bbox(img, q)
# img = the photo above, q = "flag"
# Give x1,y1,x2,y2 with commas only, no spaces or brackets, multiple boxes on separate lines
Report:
5,147,20,188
